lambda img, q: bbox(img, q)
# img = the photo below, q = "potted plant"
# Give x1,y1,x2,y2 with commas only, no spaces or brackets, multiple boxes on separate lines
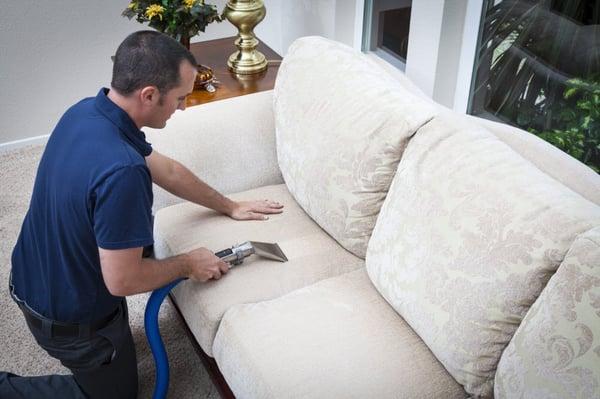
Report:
122,0,223,91
123,0,222,49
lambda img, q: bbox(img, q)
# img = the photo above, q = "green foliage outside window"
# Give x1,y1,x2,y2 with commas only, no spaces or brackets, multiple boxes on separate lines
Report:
470,0,599,173
532,77,600,172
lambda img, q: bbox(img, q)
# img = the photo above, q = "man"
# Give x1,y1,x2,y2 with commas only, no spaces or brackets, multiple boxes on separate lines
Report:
0,30,283,398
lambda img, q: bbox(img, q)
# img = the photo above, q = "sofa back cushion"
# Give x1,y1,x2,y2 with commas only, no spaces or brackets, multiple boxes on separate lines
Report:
365,114,600,397
273,36,436,258
495,227,600,398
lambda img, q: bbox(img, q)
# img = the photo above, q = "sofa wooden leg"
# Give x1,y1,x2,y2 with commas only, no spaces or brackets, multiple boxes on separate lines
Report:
168,294,236,399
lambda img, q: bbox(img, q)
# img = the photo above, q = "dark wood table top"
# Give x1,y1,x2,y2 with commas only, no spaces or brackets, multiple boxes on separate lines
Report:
186,36,282,107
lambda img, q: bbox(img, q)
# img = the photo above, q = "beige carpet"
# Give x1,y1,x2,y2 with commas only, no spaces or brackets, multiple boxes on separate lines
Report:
0,145,219,398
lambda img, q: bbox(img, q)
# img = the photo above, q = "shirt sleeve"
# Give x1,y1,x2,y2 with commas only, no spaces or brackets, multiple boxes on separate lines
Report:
93,165,154,250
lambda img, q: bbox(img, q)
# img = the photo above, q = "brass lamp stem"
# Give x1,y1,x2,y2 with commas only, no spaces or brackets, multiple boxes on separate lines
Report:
223,0,268,74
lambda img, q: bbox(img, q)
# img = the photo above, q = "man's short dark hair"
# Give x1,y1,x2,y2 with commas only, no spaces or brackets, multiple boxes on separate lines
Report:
111,30,197,96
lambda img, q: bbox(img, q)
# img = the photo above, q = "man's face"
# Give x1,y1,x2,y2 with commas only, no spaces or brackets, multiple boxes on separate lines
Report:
148,61,197,128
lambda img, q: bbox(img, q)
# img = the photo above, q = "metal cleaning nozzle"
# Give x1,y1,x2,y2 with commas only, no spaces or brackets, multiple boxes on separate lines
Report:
214,241,288,267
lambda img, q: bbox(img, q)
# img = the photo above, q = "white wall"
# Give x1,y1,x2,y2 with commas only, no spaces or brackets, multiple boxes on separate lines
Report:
272,0,337,56
0,0,363,149
433,0,470,108
0,1,132,146
0,0,233,149
404,0,482,111
405,1,446,97
1,0,483,147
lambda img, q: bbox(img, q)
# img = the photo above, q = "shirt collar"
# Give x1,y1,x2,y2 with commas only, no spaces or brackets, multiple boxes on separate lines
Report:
94,88,152,157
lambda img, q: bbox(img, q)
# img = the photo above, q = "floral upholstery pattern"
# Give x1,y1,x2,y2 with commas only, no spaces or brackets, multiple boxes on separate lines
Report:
365,115,600,397
495,227,600,399
273,36,436,258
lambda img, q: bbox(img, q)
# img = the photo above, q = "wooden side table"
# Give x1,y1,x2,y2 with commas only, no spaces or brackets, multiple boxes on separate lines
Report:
186,37,282,107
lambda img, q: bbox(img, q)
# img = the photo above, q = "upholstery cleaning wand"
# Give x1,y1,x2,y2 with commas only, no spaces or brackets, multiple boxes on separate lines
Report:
144,241,288,399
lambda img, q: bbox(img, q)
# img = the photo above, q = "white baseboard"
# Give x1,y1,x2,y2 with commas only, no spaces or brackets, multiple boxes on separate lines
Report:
0,135,49,153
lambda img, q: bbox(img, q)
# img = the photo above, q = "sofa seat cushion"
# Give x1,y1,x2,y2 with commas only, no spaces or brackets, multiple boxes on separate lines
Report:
153,184,364,356
213,268,466,399
495,227,600,398
366,114,600,397
274,36,436,258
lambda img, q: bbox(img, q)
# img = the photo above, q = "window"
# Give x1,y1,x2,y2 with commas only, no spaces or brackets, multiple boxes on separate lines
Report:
468,0,600,173
363,0,412,70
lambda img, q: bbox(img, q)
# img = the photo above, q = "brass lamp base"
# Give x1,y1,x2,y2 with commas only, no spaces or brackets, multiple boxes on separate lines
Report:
223,0,268,75
227,38,268,75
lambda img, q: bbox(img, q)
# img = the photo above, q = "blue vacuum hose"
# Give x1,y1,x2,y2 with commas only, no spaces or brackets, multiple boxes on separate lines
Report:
143,242,283,398
144,278,185,399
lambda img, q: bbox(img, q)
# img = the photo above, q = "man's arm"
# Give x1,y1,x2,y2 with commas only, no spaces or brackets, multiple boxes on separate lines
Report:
146,150,283,220
99,246,229,297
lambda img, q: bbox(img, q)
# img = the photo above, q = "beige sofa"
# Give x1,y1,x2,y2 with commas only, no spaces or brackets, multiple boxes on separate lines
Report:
146,37,600,398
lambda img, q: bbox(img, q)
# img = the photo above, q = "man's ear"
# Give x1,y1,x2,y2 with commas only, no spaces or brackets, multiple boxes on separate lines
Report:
139,86,159,106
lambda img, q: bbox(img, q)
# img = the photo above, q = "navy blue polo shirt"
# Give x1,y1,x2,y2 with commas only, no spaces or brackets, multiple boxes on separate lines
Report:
11,88,154,323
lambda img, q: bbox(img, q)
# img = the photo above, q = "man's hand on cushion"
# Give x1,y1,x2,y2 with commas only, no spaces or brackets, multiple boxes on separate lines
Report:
228,200,284,221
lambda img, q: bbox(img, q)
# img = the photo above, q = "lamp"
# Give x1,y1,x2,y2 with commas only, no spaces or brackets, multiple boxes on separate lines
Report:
222,0,268,74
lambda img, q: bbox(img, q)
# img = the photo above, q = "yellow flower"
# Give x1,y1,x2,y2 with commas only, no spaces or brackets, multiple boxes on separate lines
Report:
145,4,165,20
127,2,137,10
183,0,196,9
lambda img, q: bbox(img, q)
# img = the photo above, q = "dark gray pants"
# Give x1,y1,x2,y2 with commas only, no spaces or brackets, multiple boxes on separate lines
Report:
0,300,138,399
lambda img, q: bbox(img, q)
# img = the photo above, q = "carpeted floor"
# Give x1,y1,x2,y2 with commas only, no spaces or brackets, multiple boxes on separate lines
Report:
0,145,219,398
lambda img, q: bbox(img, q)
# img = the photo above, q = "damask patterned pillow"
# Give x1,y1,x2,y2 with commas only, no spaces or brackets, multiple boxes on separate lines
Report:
495,227,600,399
365,115,600,397
273,36,436,258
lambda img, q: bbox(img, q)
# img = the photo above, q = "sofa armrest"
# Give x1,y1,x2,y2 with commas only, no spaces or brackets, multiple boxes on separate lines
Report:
144,90,283,212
